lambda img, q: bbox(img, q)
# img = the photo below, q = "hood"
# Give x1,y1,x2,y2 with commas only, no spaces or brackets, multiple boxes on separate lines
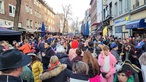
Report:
39,64,67,80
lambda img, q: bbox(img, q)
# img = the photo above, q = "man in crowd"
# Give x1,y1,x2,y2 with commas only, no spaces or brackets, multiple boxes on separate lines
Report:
0,49,31,82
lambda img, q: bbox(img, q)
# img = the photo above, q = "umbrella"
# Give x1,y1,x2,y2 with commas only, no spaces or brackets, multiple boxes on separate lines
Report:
41,22,45,37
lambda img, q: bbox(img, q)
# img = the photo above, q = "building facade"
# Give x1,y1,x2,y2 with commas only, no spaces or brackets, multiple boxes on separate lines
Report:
127,0,146,37
112,0,130,38
0,0,55,32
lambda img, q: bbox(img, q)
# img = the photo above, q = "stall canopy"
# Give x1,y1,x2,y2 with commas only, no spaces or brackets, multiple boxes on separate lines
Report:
0,27,21,36
126,19,146,29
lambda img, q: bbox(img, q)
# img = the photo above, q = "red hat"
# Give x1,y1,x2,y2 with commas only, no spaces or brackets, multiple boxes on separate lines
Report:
71,40,79,49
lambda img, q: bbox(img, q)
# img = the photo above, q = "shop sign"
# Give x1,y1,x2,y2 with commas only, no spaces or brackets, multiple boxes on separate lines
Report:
114,16,129,24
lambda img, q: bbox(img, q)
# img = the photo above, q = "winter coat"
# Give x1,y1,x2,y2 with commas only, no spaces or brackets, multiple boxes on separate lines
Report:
42,47,55,70
39,64,68,82
20,66,34,82
18,43,31,54
0,75,26,82
72,56,83,64
70,74,89,82
69,48,77,61
31,61,43,82
56,53,72,70
98,52,117,75
111,49,120,61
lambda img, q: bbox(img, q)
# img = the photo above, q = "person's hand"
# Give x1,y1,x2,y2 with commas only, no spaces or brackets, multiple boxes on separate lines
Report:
106,73,110,78
42,53,46,57
120,52,124,56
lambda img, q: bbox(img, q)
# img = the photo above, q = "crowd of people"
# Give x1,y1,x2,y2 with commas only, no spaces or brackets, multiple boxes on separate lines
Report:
0,34,146,82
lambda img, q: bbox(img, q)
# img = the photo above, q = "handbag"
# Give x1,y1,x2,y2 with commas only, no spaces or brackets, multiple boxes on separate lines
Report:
89,75,101,82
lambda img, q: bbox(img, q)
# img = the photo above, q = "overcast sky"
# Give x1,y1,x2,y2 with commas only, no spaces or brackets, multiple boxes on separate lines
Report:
44,0,90,21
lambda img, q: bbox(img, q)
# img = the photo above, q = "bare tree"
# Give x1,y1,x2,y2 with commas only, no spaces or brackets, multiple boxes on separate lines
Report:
14,0,21,31
62,4,72,33
71,17,79,33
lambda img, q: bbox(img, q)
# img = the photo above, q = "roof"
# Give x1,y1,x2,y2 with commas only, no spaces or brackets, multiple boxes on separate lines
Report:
0,27,21,36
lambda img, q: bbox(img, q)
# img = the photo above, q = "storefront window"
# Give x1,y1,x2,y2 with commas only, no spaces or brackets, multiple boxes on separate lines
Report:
115,26,122,33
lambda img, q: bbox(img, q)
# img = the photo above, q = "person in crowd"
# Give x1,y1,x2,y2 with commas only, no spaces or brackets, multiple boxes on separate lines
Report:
139,52,146,82
98,45,117,82
0,49,31,82
39,55,68,82
68,37,79,61
56,45,72,70
72,48,83,64
20,66,34,82
82,50,100,82
42,41,55,70
28,53,43,82
114,60,141,82
70,61,89,82
0,41,6,53
18,39,32,54
111,42,120,61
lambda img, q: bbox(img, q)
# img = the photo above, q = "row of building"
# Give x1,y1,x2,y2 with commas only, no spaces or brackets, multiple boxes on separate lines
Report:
82,0,146,38
0,0,71,33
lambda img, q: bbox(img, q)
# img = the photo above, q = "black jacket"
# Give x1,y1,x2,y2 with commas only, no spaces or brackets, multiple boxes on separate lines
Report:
0,75,26,82
42,47,55,70
56,53,72,70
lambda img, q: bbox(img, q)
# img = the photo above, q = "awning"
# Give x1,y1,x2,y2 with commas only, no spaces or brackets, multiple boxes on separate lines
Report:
91,22,101,26
126,19,146,29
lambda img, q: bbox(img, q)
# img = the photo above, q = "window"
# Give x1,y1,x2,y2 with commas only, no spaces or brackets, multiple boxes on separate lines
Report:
30,20,33,28
115,2,118,17
29,7,32,14
25,5,29,13
9,4,15,17
26,19,29,28
119,0,122,14
0,1,4,14
0,1,2,9
115,26,122,33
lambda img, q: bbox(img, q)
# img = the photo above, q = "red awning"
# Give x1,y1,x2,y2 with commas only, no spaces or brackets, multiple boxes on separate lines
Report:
91,22,101,26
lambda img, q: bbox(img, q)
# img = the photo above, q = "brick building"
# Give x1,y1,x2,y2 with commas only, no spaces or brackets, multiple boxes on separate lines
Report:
0,0,55,32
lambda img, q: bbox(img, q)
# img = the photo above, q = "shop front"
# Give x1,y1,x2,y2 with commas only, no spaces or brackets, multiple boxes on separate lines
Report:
113,16,129,39
125,18,146,38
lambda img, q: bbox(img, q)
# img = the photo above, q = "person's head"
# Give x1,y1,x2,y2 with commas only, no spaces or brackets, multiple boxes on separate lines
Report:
88,42,93,47
72,61,89,75
56,45,66,53
76,48,82,56
27,53,41,62
117,70,131,82
117,60,140,82
102,45,110,55
82,50,100,75
0,49,31,77
48,56,61,71
44,41,51,49
24,39,28,43
111,42,118,50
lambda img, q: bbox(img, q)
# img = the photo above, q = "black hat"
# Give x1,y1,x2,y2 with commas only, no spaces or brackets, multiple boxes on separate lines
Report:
0,49,31,71
120,60,141,74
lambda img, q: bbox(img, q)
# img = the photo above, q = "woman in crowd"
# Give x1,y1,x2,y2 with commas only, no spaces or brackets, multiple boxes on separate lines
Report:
70,61,89,82
56,45,72,70
28,53,43,82
39,55,68,82
98,45,117,82
82,50,100,82
72,48,83,64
